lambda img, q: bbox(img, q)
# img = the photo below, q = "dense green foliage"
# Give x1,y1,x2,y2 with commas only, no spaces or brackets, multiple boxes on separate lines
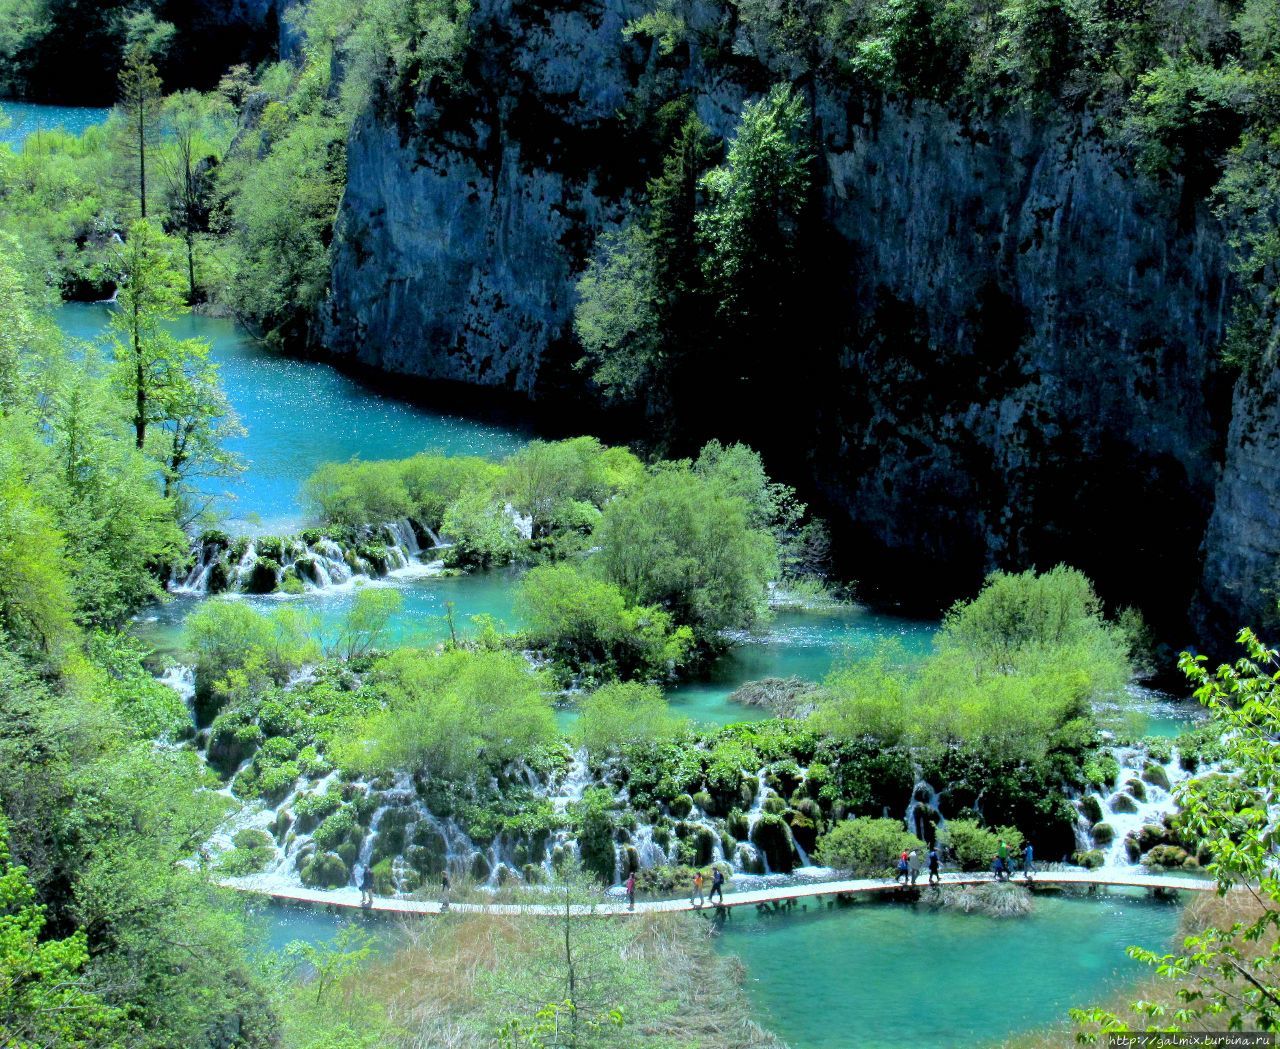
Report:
303,439,821,678
577,86,815,428
336,648,557,781
812,567,1131,761
575,682,687,757
516,563,694,684
814,817,923,876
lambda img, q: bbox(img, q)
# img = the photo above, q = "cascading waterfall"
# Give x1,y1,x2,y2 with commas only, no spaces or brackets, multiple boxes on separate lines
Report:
170,518,447,597
1074,744,1192,868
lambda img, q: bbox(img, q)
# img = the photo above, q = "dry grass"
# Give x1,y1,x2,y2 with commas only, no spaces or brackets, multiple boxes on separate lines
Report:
323,910,789,1048
926,881,1035,918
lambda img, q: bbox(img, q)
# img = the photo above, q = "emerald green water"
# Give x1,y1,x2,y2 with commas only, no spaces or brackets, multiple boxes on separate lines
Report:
716,890,1181,1049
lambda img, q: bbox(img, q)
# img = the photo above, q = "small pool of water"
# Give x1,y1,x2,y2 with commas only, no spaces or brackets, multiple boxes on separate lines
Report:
716,889,1181,1049
0,100,109,147
55,303,529,533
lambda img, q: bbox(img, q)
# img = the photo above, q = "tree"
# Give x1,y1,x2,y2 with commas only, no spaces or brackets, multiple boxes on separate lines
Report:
516,564,692,683
814,817,924,877
0,419,76,658
160,90,233,302
108,219,209,451
116,18,168,219
330,587,403,662
0,813,124,1047
575,682,686,758
594,464,778,638
1074,628,1280,1037
339,649,556,781
697,84,812,405
576,110,714,417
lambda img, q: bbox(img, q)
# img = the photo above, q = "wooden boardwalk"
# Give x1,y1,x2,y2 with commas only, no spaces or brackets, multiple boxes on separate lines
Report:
237,870,1219,919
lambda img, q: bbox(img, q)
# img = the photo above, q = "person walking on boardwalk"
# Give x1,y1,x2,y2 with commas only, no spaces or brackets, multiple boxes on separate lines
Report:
625,872,636,911
441,870,451,912
927,846,941,886
908,850,921,887
709,867,725,904
692,870,705,907
998,839,1009,872
1022,842,1035,882
360,865,374,908
896,852,910,886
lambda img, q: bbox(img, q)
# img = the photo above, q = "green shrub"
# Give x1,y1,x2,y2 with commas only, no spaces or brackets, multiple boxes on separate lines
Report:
814,817,923,877
936,819,1024,872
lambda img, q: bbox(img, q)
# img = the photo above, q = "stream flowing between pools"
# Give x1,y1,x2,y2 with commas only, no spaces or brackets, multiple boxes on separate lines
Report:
20,106,1202,1047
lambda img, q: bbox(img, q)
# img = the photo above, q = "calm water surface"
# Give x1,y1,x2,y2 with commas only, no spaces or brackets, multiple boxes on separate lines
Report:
0,100,109,147
56,302,529,532
716,890,1181,1049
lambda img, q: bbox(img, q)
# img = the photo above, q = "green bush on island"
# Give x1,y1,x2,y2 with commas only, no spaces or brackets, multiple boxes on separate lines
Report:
217,828,276,876
334,648,556,782
518,563,694,684
812,567,1130,763
814,817,924,877
595,462,779,639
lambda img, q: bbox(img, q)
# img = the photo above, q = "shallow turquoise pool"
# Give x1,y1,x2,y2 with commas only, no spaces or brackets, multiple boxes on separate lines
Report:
249,890,1182,1048
715,889,1181,1049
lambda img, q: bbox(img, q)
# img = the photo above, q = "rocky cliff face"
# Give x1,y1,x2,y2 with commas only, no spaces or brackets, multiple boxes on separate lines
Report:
323,0,1260,638
1197,368,1280,642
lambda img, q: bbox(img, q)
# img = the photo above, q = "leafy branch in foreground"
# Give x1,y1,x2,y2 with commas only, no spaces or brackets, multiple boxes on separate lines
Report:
1072,627,1280,1037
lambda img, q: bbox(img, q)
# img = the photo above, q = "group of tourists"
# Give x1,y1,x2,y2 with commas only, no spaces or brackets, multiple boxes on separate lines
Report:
621,867,727,911
895,846,943,887
895,840,1035,886
992,840,1034,882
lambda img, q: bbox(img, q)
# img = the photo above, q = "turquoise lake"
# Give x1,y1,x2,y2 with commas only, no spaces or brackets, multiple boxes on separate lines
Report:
0,100,109,146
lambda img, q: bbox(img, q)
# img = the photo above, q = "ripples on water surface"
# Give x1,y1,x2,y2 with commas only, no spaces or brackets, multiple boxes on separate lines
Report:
0,100,109,146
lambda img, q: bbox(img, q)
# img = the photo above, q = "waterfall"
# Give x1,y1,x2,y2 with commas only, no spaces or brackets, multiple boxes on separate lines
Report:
1073,745,1194,868
168,520,446,598
159,665,195,708
904,766,946,843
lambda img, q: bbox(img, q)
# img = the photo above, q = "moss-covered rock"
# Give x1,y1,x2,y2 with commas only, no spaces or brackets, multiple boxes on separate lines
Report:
1078,795,1104,825
750,813,796,873
786,809,820,853
669,794,694,819
301,851,349,888
1143,844,1190,869
726,808,750,840
1073,849,1105,869
1124,778,1147,802
762,794,787,816
1090,821,1115,845
1141,762,1172,792
246,557,281,594
1108,792,1139,815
